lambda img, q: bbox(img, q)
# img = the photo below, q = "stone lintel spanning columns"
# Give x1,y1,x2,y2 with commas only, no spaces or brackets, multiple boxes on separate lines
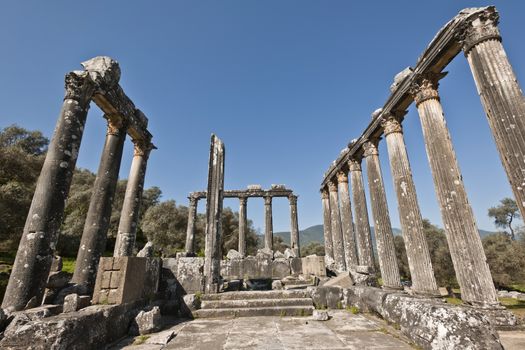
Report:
381,114,439,295
348,158,375,270
185,195,199,255
71,118,127,290
113,139,154,257
336,171,359,269
2,72,95,311
238,196,248,257
362,139,402,290
328,180,347,272
264,196,273,250
289,195,300,257
321,188,334,264
411,72,499,307
462,10,525,221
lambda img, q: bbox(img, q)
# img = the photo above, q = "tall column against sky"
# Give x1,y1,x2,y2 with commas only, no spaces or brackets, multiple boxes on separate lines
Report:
2,72,94,311
264,196,273,250
72,117,126,290
238,196,248,257
328,180,347,272
411,72,499,306
462,8,525,221
336,171,359,269
382,113,438,295
363,140,401,289
349,158,375,269
113,140,153,257
321,188,334,264
185,195,199,255
289,195,300,257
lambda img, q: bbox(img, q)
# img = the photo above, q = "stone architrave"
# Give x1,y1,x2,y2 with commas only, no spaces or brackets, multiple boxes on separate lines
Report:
264,196,273,250
348,158,375,269
382,114,439,295
462,8,525,220
203,134,225,294
411,72,499,307
238,196,248,257
2,72,95,311
71,118,127,291
362,140,402,290
336,171,359,269
185,196,199,255
113,140,153,257
321,189,334,264
328,180,346,272
289,195,300,257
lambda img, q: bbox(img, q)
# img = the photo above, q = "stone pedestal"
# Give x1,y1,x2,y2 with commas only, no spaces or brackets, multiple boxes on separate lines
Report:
264,196,273,250
238,196,248,257
289,195,300,257
328,180,346,272
337,172,359,270
185,196,198,255
2,72,95,311
321,189,334,263
411,72,499,307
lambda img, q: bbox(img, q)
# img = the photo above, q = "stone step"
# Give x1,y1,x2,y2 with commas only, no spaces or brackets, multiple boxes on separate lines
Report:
282,279,313,286
201,298,313,309
283,283,313,290
194,305,314,318
201,290,308,301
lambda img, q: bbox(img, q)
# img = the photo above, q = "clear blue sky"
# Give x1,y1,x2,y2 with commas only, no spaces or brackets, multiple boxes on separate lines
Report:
1,1,524,234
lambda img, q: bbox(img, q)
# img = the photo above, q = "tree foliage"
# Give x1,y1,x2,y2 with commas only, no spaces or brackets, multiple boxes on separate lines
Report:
488,197,520,240
482,232,525,288
301,241,325,257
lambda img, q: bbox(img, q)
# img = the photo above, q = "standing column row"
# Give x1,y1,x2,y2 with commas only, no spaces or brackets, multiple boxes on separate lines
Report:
328,180,346,272
336,172,359,269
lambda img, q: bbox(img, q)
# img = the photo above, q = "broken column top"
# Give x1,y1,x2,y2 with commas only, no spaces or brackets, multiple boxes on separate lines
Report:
81,56,121,88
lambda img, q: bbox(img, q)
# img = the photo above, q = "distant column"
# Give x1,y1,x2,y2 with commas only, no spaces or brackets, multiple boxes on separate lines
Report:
238,196,248,257
264,196,273,250
337,171,359,269
321,188,334,264
382,113,438,295
185,196,199,255
348,158,375,269
411,72,498,307
462,9,525,221
289,195,300,257
2,72,95,311
72,117,127,291
363,140,401,289
113,139,153,257
328,180,347,272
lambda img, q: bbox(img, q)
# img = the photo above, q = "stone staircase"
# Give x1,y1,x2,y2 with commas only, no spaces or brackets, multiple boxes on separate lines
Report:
194,290,314,318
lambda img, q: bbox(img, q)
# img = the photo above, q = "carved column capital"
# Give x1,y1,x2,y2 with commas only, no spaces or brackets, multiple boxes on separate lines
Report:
328,180,338,192
409,72,447,106
336,171,348,184
264,196,272,205
321,188,329,199
64,71,94,104
105,116,127,136
363,140,379,158
288,195,297,206
188,196,199,207
239,196,248,205
459,9,501,55
348,158,362,172
381,115,403,136
133,140,154,159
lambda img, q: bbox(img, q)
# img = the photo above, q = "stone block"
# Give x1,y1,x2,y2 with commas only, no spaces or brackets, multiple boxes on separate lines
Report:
63,294,91,313
47,271,71,289
301,255,326,276
312,310,330,321
134,306,161,335
176,257,204,294
290,257,302,276
226,249,242,260
50,256,63,272
271,260,291,279
308,286,343,309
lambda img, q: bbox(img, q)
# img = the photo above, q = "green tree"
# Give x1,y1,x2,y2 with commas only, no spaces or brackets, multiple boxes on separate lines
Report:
422,219,456,287
488,198,520,240
393,235,410,280
300,241,325,257
482,233,525,288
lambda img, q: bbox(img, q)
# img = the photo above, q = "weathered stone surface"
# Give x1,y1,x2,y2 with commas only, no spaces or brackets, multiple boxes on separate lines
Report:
321,189,334,263
51,256,63,272
312,309,330,321
272,280,283,290
134,306,162,335
290,257,302,276
308,286,343,309
336,172,359,270
349,269,378,287
138,241,154,257
173,257,204,294
238,197,247,257
327,180,346,272
256,248,273,259
63,293,91,313
301,255,326,276
284,248,296,259
289,195,300,257
47,271,72,289
226,249,242,260
274,251,286,259
185,196,199,255
323,273,353,289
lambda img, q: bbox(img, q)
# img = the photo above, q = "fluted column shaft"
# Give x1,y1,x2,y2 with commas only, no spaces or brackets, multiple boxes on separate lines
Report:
185,196,199,255
321,189,334,263
264,196,273,250
382,115,438,295
328,180,346,272
349,159,375,269
2,72,94,311
363,141,401,289
113,141,152,257
238,197,248,257
463,12,525,220
72,118,126,290
412,73,498,307
289,195,300,257
336,172,359,269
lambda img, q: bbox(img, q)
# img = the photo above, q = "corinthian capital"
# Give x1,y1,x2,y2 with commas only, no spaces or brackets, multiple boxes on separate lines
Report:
362,140,379,158
381,114,403,136
64,71,94,104
459,7,501,55
264,196,272,205
336,171,348,184
409,72,447,106
328,180,338,192
348,158,362,172
321,188,329,199
105,116,127,136
288,195,297,205
133,140,154,158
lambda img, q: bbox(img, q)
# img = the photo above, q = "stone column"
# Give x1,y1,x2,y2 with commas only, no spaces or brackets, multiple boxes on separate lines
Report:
289,195,300,257
321,189,334,263
328,180,346,272
185,196,199,255
411,72,498,307
71,118,127,290
363,140,402,290
238,196,248,257
264,196,273,250
349,158,375,269
2,72,94,311
462,9,525,220
382,114,439,295
113,140,153,257
337,171,359,269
